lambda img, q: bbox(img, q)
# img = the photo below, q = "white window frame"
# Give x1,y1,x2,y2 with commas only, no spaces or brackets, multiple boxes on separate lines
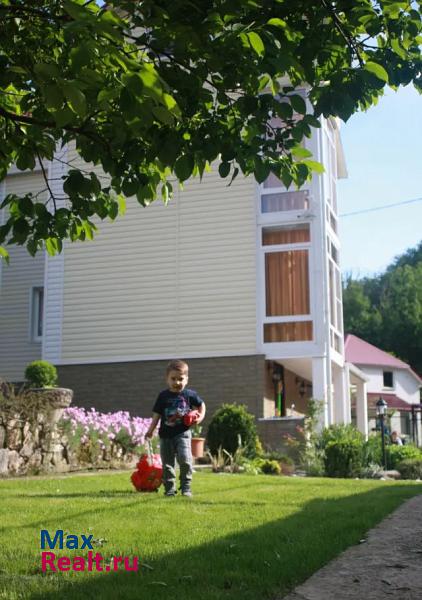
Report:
258,220,314,349
30,286,44,342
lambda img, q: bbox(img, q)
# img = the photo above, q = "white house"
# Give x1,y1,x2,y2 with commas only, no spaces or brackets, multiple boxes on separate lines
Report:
0,115,350,439
345,334,422,440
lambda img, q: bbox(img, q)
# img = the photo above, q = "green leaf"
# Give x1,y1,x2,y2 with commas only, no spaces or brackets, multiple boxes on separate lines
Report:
68,170,86,191
0,246,9,263
275,102,293,120
246,32,265,57
16,149,36,171
63,0,93,21
174,154,194,181
34,63,60,79
109,201,119,220
290,94,307,114
54,107,75,127
70,44,92,70
302,159,325,174
291,146,313,159
152,106,175,125
254,159,270,183
364,62,389,83
391,38,407,60
162,93,181,117
45,237,62,256
267,17,287,29
62,82,87,117
43,84,64,110
218,162,231,178
138,65,165,102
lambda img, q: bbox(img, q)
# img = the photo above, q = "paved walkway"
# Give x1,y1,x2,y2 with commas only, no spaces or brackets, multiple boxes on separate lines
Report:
281,494,422,600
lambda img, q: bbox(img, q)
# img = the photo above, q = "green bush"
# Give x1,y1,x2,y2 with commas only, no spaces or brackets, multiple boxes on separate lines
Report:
396,458,422,480
320,423,364,449
207,404,260,458
362,435,383,467
324,439,363,478
259,459,281,475
263,451,293,464
386,444,422,469
24,360,57,388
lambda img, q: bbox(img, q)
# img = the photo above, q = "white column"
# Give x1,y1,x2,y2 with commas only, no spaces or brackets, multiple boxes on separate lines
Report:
333,364,350,424
356,381,368,439
312,356,329,430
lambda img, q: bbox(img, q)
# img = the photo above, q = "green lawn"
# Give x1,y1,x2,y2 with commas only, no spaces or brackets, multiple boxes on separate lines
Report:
0,471,421,600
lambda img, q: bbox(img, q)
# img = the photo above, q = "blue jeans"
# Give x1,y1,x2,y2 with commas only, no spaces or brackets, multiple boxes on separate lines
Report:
160,431,192,494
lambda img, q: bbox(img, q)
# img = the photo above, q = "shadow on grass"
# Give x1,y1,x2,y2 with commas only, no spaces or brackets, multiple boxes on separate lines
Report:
0,500,139,534
24,483,422,600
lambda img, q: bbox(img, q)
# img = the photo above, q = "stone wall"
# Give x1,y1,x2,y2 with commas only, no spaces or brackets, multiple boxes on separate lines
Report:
0,387,137,477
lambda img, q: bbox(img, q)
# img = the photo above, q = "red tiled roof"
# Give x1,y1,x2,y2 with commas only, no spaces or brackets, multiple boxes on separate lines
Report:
345,334,422,384
351,393,415,412
366,393,415,412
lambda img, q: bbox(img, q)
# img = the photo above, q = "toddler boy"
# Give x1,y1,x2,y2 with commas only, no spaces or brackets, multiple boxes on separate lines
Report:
145,359,205,497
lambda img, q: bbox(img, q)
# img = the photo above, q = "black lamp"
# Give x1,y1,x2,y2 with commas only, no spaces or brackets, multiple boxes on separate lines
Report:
376,397,388,469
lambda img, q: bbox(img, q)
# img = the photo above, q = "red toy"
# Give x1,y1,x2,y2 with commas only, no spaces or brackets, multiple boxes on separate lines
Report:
131,442,163,492
183,410,201,427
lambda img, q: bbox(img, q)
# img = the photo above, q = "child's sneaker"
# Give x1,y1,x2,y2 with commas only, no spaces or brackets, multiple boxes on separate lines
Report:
182,490,192,497
164,490,177,497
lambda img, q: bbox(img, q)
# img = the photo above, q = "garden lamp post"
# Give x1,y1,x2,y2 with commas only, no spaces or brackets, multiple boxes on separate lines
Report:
376,397,388,469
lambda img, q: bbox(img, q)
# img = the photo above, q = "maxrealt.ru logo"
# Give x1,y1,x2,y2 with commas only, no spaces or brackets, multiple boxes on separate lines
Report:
40,530,139,573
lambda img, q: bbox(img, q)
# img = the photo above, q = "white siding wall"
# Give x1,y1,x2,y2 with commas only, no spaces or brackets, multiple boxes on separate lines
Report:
0,172,45,380
394,370,421,404
359,365,420,403
60,165,257,362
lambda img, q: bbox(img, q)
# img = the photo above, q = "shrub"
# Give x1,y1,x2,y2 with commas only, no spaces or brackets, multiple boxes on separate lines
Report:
24,360,57,388
263,451,294,465
386,444,422,469
207,404,260,458
320,423,364,449
259,459,281,475
362,435,383,467
324,439,363,478
396,458,422,480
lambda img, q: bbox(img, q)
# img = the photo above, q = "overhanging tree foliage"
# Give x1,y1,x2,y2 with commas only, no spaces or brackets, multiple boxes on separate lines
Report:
0,0,421,258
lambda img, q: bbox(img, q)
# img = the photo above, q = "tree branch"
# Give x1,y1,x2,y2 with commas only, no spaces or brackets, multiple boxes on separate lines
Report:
35,148,56,213
0,106,109,149
321,0,364,67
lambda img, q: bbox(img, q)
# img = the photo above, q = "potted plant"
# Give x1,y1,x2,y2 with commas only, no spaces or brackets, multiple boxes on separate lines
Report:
191,423,206,459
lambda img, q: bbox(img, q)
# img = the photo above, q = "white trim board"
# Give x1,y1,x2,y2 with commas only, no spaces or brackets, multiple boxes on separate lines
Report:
41,146,67,363
53,349,265,366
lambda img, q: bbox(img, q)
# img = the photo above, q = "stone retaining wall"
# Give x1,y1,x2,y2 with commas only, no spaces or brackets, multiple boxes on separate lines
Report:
0,387,137,476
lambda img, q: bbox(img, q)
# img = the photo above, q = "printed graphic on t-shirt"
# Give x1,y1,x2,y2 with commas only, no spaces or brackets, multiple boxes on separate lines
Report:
163,396,190,427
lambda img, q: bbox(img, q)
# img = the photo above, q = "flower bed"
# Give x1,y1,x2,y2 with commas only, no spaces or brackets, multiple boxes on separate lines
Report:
0,388,156,476
59,407,157,469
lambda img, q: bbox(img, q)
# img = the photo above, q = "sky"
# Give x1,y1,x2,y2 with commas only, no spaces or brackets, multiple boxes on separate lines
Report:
337,84,422,278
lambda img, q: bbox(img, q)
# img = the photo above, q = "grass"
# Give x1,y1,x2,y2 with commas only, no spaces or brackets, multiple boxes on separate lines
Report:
0,471,421,600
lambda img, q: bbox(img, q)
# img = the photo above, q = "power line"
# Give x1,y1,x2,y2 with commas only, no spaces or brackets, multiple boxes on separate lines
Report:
339,196,422,217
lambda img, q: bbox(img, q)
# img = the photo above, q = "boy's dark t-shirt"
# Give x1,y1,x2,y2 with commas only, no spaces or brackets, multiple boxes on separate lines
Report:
153,388,203,438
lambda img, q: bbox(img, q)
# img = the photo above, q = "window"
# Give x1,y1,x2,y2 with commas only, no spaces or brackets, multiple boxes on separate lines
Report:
261,224,312,343
31,287,44,341
383,371,393,388
261,190,309,213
